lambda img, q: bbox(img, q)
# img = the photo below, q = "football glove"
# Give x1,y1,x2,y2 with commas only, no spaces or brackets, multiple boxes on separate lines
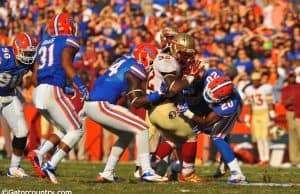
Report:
177,102,194,119
72,75,89,101
192,126,201,135
147,82,168,103
79,86,89,101
177,102,190,113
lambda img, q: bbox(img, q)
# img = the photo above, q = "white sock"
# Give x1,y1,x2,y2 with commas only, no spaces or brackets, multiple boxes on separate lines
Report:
257,139,264,161
182,162,194,175
103,155,119,173
49,149,66,168
136,130,150,154
135,130,152,173
227,158,242,174
139,153,152,173
38,140,54,156
10,154,22,168
262,139,270,161
135,159,141,168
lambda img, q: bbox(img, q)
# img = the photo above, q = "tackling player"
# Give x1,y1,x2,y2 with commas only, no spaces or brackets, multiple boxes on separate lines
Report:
28,13,88,184
0,33,38,178
80,43,168,182
177,68,247,184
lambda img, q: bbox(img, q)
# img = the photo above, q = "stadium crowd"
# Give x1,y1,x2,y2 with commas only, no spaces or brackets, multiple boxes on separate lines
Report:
0,0,300,167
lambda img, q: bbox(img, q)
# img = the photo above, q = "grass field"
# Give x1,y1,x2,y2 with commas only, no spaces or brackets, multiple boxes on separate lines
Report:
0,159,300,194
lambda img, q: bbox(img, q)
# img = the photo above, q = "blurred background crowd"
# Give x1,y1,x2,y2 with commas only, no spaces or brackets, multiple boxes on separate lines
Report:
0,0,300,167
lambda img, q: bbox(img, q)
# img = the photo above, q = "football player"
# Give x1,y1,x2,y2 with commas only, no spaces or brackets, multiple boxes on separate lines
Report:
159,27,178,52
134,27,178,178
0,33,38,178
243,72,275,166
28,13,88,184
147,33,205,182
80,43,168,182
177,68,247,184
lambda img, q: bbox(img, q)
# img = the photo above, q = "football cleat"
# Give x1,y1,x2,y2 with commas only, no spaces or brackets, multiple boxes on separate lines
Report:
169,161,181,181
155,160,169,177
133,166,142,179
258,161,270,167
227,171,248,184
7,167,30,178
28,150,45,177
213,162,227,178
141,170,168,182
42,162,58,184
178,171,206,183
96,171,118,183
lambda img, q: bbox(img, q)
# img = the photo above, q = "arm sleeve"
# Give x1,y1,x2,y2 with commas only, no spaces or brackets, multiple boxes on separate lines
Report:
65,36,80,50
129,64,147,81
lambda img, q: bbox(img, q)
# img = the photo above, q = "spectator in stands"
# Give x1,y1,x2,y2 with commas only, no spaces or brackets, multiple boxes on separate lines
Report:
234,48,254,75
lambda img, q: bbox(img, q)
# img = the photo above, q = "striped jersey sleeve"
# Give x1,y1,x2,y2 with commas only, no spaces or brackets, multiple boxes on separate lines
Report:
129,64,147,80
65,36,80,49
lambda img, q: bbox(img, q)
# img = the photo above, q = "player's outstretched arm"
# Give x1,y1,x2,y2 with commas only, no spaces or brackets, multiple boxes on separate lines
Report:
164,61,202,98
177,103,221,130
31,62,39,86
61,47,78,79
62,47,89,100
163,72,194,98
191,112,221,129
126,72,165,108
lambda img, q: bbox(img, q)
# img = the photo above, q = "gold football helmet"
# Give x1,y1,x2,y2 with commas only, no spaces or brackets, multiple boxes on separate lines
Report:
170,33,196,72
170,33,195,56
160,27,178,48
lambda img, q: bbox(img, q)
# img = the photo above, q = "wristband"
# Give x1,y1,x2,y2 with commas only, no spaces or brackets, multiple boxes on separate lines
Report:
147,92,161,103
72,75,85,88
185,75,195,85
269,110,276,119
244,114,250,123
183,109,194,119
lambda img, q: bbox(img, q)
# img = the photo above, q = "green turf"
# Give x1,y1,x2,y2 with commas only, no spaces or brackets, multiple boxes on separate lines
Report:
0,159,300,194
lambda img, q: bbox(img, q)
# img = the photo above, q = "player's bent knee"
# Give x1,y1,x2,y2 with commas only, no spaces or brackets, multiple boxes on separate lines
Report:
54,130,65,139
12,136,27,150
14,127,28,138
61,129,83,148
166,140,176,148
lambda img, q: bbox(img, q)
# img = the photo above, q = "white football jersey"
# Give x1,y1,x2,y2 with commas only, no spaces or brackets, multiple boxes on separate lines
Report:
244,83,273,110
147,53,180,93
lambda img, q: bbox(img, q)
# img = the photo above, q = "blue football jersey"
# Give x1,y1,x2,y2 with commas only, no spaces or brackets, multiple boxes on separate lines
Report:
0,47,30,96
202,69,242,117
36,35,80,88
89,55,147,104
210,90,242,117
202,68,226,86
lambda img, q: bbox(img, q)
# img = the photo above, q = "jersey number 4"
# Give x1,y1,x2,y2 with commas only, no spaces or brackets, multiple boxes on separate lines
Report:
108,59,125,77
38,45,54,69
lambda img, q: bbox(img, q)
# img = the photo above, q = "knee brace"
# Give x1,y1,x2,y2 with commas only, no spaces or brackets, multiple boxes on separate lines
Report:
61,129,84,148
53,130,65,139
12,136,27,150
